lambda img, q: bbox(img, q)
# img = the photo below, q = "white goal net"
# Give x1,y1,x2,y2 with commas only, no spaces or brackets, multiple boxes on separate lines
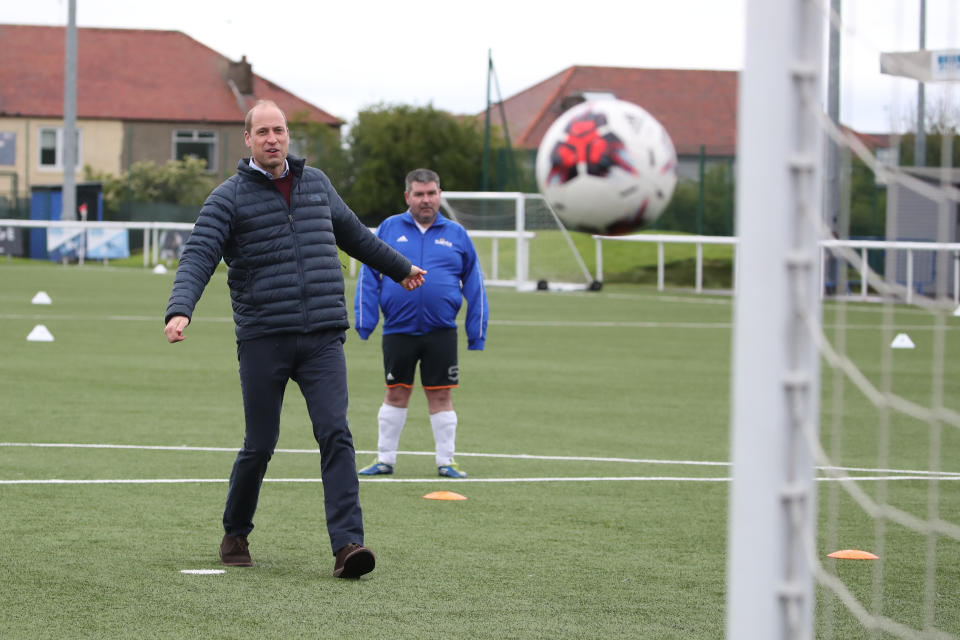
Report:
729,2,960,640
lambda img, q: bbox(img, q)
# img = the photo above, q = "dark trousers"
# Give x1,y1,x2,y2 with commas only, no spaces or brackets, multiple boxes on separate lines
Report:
223,329,363,554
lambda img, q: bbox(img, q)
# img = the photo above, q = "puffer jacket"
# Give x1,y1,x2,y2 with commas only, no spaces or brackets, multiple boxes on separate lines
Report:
165,156,412,341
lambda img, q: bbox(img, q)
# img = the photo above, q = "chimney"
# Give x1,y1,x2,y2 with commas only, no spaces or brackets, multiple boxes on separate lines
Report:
228,55,254,95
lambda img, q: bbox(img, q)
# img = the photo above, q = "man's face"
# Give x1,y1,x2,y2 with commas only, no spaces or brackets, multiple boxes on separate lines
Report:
405,180,441,226
244,105,289,177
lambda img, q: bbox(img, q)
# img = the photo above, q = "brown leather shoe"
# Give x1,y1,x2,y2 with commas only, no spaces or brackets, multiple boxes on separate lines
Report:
333,543,375,578
219,534,252,567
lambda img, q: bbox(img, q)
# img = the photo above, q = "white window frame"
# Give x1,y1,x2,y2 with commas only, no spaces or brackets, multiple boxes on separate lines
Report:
37,126,82,172
172,129,218,172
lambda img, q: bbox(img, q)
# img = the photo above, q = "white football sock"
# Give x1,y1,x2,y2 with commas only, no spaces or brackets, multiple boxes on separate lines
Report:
377,404,407,465
430,410,458,467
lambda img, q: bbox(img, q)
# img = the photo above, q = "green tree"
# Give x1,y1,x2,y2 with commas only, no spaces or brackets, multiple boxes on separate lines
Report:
700,162,736,236
654,179,699,233
897,97,960,167
342,104,488,224
848,155,886,238
287,113,351,191
84,156,216,217
654,163,735,235
897,131,960,167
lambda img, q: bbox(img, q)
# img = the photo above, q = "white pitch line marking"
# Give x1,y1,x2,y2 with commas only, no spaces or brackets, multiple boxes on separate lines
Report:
3,442,960,478
0,476,725,485
0,442,728,467
180,569,225,575
2,475,958,486
2,443,958,483
0,312,731,329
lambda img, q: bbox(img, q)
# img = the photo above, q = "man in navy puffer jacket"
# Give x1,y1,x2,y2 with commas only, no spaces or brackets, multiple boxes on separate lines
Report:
164,100,426,579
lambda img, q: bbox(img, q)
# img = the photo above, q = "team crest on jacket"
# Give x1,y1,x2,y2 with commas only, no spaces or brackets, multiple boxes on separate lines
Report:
434,238,453,248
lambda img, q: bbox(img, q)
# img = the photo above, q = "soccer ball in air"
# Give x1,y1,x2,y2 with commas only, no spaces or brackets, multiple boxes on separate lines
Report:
535,99,677,235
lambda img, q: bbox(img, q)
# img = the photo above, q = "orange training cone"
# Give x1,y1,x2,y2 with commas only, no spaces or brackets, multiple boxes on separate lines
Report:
423,491,467,501
827,549,879,560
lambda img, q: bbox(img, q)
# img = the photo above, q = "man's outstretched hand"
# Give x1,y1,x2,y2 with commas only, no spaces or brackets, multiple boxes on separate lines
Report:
164,315,190,343
401,265,427,291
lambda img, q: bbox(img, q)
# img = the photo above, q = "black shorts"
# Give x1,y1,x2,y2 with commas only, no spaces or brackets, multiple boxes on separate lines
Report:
382,328,459,390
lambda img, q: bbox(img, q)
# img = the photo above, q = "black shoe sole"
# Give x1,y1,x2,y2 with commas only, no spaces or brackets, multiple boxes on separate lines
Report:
220,558,253,567
334,548,375,579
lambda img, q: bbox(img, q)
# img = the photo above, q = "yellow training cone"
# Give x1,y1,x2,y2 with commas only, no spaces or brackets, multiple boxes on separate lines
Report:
423,491,467,501
827,549,879,560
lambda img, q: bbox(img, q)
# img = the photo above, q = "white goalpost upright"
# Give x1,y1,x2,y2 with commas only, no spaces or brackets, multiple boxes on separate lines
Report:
727,1,825,639
730,1,960,638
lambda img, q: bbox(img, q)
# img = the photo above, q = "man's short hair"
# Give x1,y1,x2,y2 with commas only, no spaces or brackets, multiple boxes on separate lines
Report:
405,168,441,192
244,100,287,133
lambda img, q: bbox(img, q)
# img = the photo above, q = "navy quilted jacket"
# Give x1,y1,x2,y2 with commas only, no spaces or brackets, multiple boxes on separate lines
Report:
164,157,412,341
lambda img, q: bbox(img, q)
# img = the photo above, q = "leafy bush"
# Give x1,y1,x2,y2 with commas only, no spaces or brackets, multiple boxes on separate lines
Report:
84,156,216,217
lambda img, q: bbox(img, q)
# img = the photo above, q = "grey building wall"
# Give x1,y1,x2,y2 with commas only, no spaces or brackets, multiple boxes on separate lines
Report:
122,121,247,181
884,171,960,297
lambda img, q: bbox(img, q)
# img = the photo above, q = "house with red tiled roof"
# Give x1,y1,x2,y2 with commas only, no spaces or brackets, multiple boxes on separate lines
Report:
485,65,739,185
0,24,340,203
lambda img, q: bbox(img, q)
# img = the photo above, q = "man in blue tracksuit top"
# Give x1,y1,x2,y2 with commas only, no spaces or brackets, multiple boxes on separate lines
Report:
354,168,488,478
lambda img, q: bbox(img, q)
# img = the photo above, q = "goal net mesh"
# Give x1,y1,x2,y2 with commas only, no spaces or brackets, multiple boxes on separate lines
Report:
782,2,959,639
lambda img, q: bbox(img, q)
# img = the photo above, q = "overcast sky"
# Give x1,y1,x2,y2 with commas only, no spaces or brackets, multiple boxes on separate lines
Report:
2,0,957,133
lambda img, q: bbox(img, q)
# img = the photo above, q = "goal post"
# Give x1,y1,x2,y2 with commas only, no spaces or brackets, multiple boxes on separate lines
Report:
730,2,960,639
727,1,824,639
441,191,532,290
440,191,596,291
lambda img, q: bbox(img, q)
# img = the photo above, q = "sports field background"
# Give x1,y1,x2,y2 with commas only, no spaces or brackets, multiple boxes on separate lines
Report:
1,260,958,639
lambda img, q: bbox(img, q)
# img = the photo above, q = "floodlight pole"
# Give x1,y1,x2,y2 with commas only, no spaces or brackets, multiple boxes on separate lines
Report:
62,0,78,222
824,0,842,291
915,0,927,167
482,50,492,191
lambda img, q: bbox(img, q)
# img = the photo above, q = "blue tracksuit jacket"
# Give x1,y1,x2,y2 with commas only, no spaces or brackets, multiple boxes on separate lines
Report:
354,211,488,350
